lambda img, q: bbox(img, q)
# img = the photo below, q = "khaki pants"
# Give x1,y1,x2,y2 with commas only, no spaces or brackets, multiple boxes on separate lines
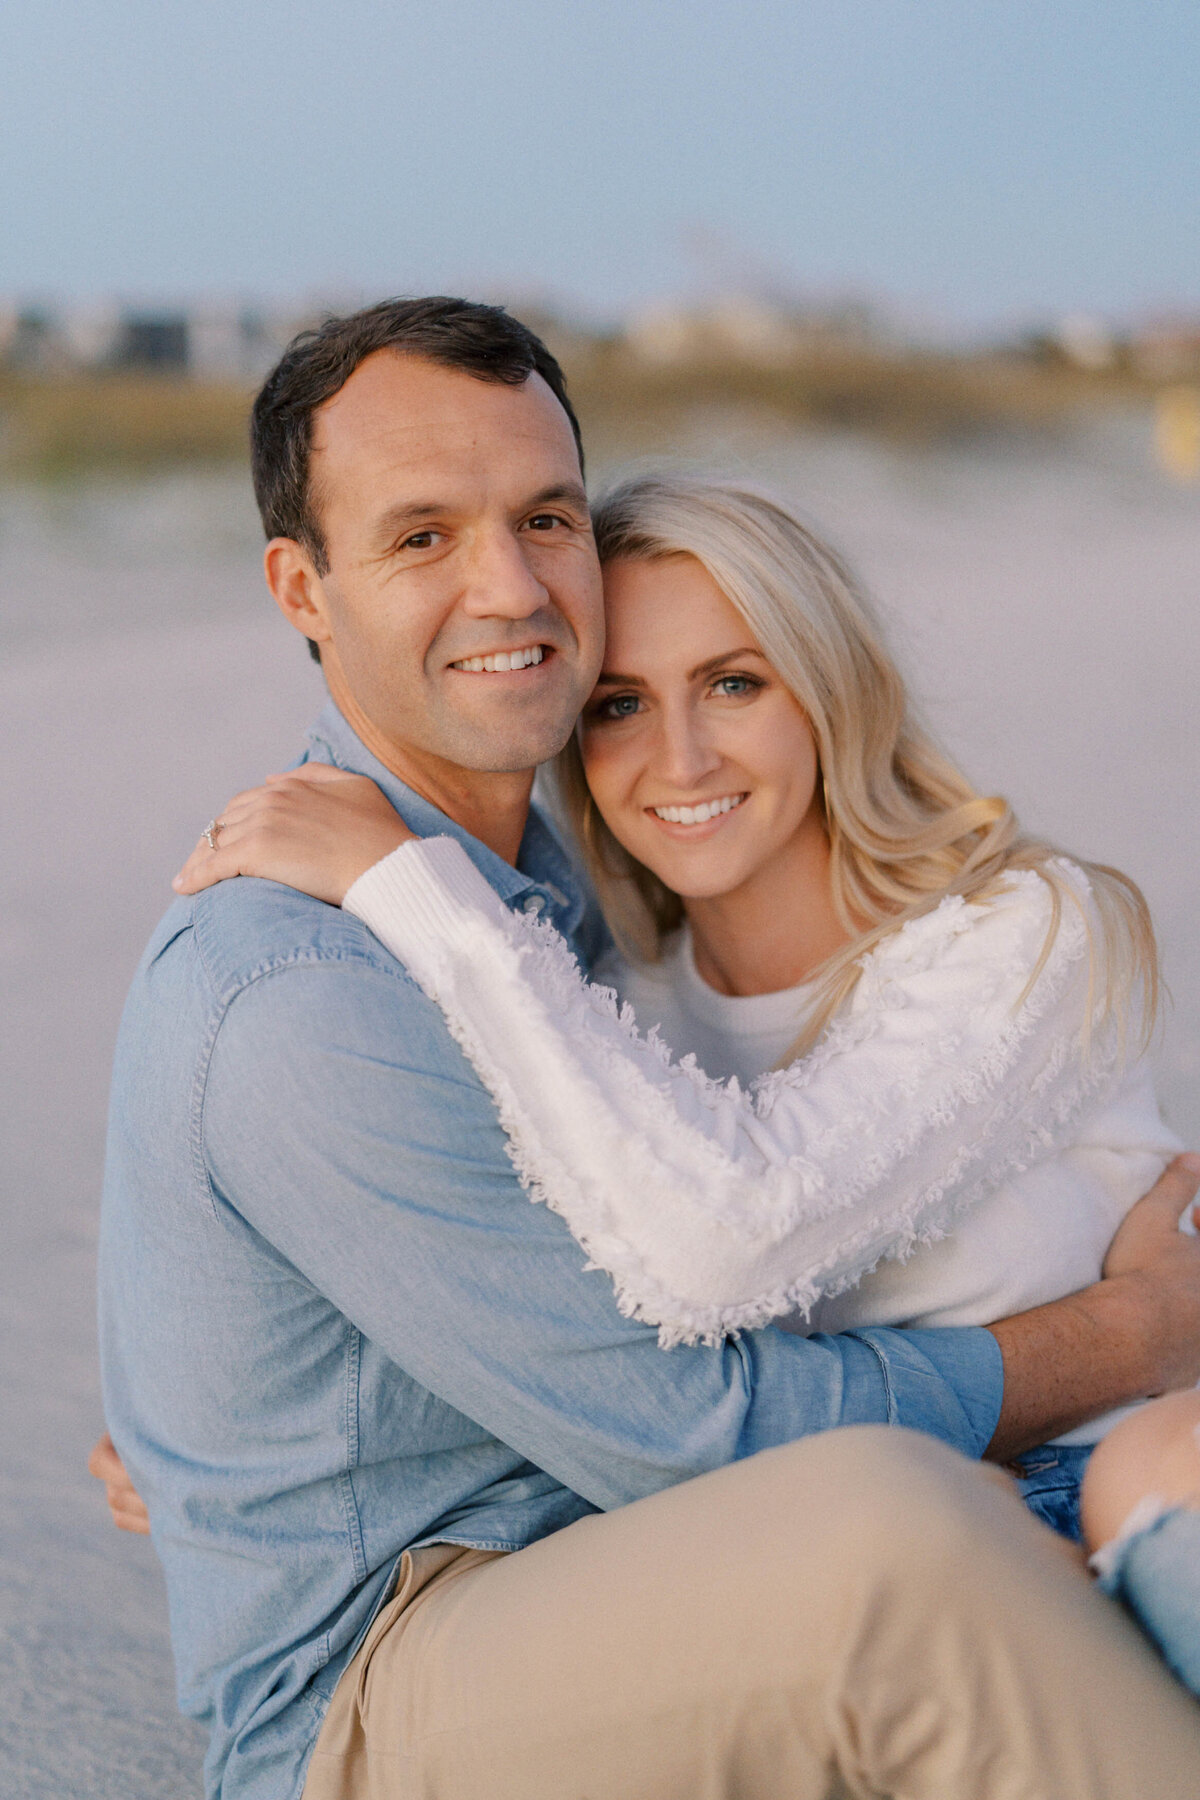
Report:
303,1428,1200,1799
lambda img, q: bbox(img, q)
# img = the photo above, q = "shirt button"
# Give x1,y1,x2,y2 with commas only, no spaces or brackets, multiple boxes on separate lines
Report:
522,893,546,915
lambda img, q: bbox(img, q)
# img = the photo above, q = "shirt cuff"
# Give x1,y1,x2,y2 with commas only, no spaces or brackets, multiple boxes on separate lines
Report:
851,1325,1005,1460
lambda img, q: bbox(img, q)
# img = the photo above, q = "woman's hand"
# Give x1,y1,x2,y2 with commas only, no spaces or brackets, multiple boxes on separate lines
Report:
172,763,415,906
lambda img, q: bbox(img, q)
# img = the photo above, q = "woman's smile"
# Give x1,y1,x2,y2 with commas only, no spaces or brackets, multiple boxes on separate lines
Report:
646,791,750,836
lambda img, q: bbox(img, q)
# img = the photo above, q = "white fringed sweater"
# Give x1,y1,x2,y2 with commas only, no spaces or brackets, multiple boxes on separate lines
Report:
345,839,1179,1436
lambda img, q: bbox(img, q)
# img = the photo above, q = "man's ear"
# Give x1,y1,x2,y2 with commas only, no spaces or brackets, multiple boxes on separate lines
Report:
264,538,333,655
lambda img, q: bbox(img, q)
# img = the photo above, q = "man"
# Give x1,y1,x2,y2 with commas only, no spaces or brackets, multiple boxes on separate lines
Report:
97,296,1200,1799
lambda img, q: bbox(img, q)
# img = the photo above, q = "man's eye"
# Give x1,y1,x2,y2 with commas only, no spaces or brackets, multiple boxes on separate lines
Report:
526,513,566,532
401,530,440,551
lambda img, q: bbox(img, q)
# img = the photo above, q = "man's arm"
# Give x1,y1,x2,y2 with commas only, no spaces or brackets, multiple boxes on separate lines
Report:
985,1155,1200,1461
205,958,1200,1497
90,1139,1200,1529
199,955,1001,1510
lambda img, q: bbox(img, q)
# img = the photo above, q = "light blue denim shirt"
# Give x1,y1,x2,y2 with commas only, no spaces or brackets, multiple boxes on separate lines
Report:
99,700,1003,1800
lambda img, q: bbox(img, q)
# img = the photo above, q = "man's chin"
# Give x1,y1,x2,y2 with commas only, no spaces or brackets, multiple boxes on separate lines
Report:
432,716,578,776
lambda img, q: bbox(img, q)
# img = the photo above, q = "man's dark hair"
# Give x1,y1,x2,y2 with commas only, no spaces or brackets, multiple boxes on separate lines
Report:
250,296,585,662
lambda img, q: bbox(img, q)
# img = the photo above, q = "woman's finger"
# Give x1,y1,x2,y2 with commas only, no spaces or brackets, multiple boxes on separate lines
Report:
173,822,261,894
112,1504,152,1537
87,1431,123,1483
172,784,294,891
88,1433,152,1535
264,762,347,785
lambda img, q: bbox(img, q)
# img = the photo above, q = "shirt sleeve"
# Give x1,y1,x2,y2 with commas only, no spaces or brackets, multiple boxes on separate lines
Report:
344,837,1121,1345
201,950,1002,1513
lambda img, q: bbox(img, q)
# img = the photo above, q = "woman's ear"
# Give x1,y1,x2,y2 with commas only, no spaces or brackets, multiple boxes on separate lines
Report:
264,538,333,656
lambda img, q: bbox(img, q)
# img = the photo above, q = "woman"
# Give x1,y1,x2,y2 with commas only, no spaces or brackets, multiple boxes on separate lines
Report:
175,476,1182,1555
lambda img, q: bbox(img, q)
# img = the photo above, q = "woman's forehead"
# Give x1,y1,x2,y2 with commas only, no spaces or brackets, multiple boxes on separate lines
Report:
600,555,759,669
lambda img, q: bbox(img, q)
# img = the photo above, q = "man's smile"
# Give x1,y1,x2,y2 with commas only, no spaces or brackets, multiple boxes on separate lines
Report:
448,644,548,674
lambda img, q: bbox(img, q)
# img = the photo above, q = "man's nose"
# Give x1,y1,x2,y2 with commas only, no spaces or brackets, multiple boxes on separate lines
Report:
460,527,548,621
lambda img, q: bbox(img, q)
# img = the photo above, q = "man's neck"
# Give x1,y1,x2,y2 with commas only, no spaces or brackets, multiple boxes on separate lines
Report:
326,679,535,867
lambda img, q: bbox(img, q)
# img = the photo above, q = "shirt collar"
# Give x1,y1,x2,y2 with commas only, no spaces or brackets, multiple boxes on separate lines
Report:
302,700,586,943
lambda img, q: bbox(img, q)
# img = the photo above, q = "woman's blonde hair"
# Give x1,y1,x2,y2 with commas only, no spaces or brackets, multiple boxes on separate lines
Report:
550,474,1157,1058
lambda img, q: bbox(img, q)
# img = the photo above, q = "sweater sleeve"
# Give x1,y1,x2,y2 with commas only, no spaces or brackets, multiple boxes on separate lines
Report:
344,837,1122,1345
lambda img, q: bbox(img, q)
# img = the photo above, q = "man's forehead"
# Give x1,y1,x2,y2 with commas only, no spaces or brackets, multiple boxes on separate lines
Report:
312,350,578,479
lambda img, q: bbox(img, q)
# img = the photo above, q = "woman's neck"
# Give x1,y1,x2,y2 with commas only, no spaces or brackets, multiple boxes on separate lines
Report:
684,813,851,998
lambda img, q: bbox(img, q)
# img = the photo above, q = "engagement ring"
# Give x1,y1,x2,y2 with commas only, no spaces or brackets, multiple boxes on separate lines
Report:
203,818,224,852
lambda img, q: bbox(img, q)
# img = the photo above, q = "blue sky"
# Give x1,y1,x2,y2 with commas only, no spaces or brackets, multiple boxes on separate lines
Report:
1,0,1196,330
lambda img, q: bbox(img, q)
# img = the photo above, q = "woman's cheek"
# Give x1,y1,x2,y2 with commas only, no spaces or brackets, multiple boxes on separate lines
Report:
583,745,647,851
581,735,627,806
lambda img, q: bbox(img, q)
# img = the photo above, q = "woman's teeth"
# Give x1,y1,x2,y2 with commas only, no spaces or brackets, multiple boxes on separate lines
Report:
452,646,545,673
652,794,746,826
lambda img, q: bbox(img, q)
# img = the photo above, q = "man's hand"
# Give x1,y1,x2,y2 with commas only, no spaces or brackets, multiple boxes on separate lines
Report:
986,1154,1200,1461
1101,1152,1200,1395
88,1432,150,1536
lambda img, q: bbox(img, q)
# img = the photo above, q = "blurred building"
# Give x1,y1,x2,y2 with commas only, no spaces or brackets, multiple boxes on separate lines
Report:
0,300,314,378
1052,313,1119,371
1129,316,1200,382
0,305,64,371
624,293,877,367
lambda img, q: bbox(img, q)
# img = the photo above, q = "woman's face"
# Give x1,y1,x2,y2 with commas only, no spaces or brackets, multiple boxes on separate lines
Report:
579,554,824,903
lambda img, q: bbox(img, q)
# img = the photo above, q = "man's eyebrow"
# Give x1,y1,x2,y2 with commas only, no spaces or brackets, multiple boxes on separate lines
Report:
371,483,590,545
524,482,590,514
593,648,767,687
371,501,449,542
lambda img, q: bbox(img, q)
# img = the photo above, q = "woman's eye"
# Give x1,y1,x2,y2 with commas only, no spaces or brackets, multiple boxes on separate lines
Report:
712,674,759,698
599,693,642,720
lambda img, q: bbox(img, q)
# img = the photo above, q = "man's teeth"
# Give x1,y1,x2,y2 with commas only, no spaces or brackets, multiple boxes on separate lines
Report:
652,794,747,825
452,646,545,673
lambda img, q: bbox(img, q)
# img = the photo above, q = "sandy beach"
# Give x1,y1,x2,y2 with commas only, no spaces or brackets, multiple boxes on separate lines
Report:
2,424,1197,1794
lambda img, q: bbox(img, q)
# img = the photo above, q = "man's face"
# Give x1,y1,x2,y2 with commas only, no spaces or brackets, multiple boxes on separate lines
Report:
303,351,605,779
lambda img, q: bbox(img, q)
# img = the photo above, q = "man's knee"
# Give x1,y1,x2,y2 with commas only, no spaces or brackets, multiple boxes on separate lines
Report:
749,1427,1023,1590
756,1425,984,1520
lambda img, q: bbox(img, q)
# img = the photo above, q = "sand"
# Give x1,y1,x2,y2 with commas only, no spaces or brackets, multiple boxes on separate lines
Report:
1,430,1196,1794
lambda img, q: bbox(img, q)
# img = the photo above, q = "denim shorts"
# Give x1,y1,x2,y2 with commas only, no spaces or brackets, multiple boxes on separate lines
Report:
1011,1443,1094,1543
1095,1504,1200,1696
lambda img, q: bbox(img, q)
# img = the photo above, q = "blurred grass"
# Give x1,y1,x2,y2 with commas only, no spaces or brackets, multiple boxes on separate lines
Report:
565,342,1153,448
0,371,254,478
0,349,1156,482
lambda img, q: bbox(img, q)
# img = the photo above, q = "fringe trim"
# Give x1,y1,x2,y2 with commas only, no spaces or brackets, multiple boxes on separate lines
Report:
401,861,1123,1346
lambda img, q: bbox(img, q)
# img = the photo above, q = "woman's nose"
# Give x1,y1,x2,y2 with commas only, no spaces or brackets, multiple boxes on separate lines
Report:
656,712,723,791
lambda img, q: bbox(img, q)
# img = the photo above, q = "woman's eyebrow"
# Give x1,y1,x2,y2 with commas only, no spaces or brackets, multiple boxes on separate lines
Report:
687,648,767,680
593,649,766,688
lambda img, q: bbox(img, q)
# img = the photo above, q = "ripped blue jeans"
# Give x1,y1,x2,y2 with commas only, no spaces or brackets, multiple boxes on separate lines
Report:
1094,1503,1200,1696
1014,1444,1200,1698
